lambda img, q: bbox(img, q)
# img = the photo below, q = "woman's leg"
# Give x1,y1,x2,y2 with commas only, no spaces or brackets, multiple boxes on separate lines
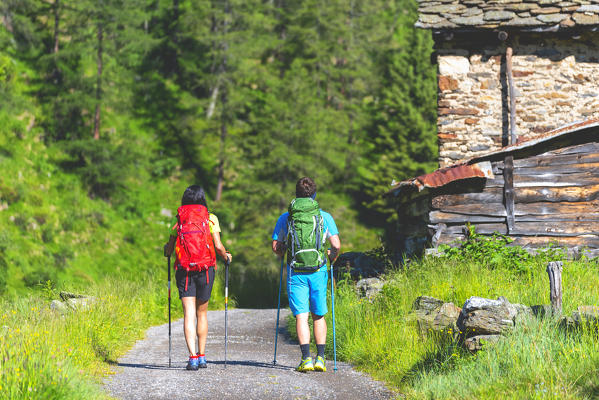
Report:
196,300,209,355
181,297,198,356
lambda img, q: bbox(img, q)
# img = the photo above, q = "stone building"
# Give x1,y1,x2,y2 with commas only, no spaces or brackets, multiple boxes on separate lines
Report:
388,0,599,256
417,0,599,166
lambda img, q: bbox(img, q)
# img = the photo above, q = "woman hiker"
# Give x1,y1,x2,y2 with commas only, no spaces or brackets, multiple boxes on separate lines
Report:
164,185,232,370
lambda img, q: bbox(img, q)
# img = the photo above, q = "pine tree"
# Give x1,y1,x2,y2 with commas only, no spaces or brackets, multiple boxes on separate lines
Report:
357,0,437,222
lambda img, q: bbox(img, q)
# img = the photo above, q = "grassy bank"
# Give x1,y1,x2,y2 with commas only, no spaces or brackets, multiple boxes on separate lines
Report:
0,272,227,400
323,245,599,399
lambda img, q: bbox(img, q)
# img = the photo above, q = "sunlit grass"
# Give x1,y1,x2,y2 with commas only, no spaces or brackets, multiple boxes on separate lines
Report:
0,270,230,400
321,254,599,398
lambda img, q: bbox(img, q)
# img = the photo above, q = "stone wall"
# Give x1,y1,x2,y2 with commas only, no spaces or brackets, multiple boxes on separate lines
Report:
436,31,599,167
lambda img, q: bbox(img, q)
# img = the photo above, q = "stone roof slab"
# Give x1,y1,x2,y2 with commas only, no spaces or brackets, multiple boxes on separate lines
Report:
418,0,599,29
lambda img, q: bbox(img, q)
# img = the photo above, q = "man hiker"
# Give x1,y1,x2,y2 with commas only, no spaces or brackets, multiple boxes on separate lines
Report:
164,185,232,370
272,177,341,372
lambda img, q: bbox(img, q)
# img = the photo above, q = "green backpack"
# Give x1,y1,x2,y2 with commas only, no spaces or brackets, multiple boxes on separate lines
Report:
286,197,327,271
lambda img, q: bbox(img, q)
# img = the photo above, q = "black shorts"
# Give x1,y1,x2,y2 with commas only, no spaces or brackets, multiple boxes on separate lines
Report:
175,267,215,301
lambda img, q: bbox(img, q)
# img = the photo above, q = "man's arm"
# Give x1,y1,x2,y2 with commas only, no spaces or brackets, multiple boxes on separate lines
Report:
327,234,340,264
272,240,286,257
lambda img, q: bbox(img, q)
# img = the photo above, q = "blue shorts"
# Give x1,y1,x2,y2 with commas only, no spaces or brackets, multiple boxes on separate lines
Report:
287,265,328,316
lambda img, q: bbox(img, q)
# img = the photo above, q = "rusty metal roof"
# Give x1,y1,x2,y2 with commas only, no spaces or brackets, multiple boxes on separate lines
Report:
390,161,494,194
388,118,599,198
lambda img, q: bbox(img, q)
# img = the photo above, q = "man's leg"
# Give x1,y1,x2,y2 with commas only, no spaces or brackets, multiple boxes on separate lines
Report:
295,312,314,371
309,268,329,371
312,313,327,345
181,297,197,356
296,312,311,345
196,300,209,355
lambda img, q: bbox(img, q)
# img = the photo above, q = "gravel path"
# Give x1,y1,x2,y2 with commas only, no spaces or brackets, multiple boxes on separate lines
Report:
104,308,393,400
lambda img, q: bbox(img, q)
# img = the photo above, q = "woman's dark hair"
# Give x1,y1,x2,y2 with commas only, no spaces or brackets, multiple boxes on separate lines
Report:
296,177,316,198
181,185,208,207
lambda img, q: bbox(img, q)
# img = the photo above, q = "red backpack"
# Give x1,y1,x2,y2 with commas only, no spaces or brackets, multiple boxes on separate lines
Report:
174,205,216,287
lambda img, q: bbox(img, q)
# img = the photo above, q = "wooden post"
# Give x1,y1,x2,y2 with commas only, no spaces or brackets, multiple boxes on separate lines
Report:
505,47,517,145
546,261,563,315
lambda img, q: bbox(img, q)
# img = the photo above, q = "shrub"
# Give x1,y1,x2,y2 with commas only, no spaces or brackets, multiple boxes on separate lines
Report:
59,139,140,201
438,223,566,273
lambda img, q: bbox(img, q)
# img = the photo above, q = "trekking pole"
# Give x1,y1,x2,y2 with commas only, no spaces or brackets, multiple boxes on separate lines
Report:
273,257,284,365
224,258,230,369
167,255,172,368
330,263,337,372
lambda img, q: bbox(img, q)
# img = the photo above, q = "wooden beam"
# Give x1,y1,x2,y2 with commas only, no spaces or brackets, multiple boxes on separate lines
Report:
436,233,599,248
512,148,599,168
512,162,599,176
433,201,599,217
486,172,599,188
506,46,517,145
432,185,599,207
504,155,515,233
444,221,599,236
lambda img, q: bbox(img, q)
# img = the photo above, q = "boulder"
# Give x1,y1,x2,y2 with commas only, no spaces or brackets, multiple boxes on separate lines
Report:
413,296,461,336
51,292,97,314
50,300,69,314
413,296,444,313
433,303,462,332
531,304,553,318
464,335,501,352
571,306,599,327
458,296,523,337
66,297,95,310
356,277,384,300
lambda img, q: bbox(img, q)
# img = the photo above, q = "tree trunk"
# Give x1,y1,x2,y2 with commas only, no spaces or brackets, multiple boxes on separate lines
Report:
215,118,227,202
93,22,103,140
171,0,179,75
53,0,60,54
215,0,230,202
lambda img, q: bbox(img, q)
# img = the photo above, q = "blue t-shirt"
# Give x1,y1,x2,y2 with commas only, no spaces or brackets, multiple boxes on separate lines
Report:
272,210,339,270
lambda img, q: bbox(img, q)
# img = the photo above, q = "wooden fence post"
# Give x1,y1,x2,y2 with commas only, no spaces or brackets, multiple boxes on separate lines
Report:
546,261,563,315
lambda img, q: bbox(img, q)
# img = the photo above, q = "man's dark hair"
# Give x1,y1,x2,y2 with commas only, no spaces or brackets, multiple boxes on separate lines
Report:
296,177,316,198
181,185,208,207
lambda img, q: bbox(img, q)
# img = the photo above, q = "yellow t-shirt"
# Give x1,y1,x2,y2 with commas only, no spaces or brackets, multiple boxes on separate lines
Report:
169,213,220,237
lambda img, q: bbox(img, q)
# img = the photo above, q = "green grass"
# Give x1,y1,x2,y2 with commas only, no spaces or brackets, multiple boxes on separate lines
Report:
0,277,163,399
0,271,230,400
324,251,599,399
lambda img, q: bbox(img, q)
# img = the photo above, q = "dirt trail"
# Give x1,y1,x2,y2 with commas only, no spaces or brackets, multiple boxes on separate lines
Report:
104,308,393,400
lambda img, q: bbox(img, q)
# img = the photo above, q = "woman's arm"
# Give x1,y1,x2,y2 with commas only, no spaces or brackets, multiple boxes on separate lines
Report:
164,235,176,257
212,231,232,263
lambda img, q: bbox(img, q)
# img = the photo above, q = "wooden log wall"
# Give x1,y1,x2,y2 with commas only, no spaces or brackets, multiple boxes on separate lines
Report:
428,141,599,253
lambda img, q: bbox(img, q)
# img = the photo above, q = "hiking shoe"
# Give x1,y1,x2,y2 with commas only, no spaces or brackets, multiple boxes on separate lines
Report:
186,355,199,371
296,357,314,372
198,355,207,369
313,356,326,372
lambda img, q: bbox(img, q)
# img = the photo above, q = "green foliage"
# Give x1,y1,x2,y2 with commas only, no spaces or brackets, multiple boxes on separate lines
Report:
356,0,437,223
439,224,567,273
0,0,434,307
60,138,140,200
